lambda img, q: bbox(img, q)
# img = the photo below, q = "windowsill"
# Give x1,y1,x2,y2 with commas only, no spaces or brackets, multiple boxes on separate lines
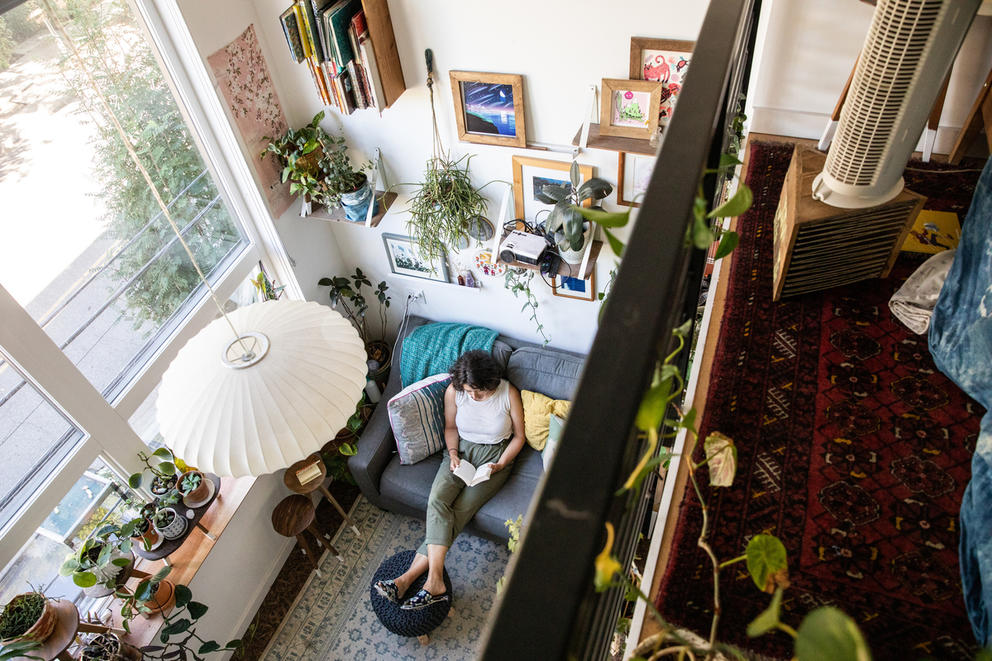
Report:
108,476,256,647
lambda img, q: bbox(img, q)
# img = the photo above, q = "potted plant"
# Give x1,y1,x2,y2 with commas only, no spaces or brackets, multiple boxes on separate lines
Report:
537,161,613,264
0,590,56,647
118,566,175,632
177,470,210,507
261,111,374,220
402,153,491,265
79,632,141,661
129,516,160,552
128,448,179,496
139,584,241,659
60,522,137,591
152,504,187,541
318,268,392,383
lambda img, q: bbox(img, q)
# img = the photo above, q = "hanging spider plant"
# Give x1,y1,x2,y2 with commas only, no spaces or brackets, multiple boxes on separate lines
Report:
405,153,491,265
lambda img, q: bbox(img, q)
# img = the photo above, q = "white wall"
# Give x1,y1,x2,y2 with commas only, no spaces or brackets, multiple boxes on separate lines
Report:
749,0,992,153
247,0,711,352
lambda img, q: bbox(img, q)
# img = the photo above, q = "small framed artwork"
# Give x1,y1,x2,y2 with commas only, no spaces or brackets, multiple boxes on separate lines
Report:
617,152,657,207
600,78,662,140
629,37,694,131
511,156,594,223
552,272,596,301
449,71,526,148
382,233,450,283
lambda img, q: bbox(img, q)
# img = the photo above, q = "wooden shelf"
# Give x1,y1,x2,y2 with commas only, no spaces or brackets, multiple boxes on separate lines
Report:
308,191,397,227
572,123,658,156
361,0,406,108
496,238,603,280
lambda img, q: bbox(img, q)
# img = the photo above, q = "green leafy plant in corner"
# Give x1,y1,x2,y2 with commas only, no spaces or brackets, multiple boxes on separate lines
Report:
139,584,241,659
504,268,549,346
317,268,390,346
593,322,873,660
496,515,523,594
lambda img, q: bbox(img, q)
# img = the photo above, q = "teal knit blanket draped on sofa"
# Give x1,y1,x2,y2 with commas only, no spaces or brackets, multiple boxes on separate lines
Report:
399,322,497,387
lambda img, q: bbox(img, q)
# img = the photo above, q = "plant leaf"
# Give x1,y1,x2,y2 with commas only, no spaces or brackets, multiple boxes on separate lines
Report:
577,177,613,201
158,461,176,476
635,376,673,432
162,617,191,636
128,473,142,489
703,432,737,487
692,211,714,249
541,183,571,203
575,205,630,228
174,583,192,608
569,160,580,189
339,442,357,456
73,571,98,588
187,601,208,620
198,642,220,654
714,231,739,260
747,586,784,637
603,228,625,257
719,153,743,169
708,184,753,218
795,607,872,661
746,534,789,593
534,191,559,204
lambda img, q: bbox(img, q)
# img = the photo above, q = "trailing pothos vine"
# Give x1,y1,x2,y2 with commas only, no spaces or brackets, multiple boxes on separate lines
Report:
504,268,550,346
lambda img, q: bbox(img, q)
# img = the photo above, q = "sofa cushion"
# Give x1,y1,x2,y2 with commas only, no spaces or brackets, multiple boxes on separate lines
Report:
520,390,571,450
380,454,444,513
388,373,451,465
507,347,584,401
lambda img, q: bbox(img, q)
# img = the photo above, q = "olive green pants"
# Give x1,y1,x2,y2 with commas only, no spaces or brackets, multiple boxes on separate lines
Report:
417,437,511,556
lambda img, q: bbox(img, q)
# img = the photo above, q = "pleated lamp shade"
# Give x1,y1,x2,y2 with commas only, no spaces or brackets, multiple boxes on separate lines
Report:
156,300,368,477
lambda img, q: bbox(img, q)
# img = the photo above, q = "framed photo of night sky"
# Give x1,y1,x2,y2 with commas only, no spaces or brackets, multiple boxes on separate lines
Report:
449,71,527,148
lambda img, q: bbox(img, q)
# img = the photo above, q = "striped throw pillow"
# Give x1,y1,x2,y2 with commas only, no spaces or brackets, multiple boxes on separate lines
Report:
387,373,451,465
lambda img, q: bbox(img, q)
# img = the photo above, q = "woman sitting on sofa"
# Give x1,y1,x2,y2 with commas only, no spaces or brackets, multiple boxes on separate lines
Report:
375,349,526,610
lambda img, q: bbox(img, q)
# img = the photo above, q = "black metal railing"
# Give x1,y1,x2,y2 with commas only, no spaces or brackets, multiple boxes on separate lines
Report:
480,1,761,658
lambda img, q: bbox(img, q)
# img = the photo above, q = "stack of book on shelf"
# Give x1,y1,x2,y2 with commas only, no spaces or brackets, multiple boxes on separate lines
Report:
278,0,388,113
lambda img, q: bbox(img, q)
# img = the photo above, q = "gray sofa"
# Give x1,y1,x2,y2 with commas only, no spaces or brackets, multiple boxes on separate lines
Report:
348,315,585,543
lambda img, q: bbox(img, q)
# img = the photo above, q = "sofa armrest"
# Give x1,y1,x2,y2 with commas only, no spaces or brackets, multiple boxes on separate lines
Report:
348,398,396,501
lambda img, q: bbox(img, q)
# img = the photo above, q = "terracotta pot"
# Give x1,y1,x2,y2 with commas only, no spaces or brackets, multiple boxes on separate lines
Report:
130,518,160,551
1,594,57,644
178,470,210,504
141,579,176,618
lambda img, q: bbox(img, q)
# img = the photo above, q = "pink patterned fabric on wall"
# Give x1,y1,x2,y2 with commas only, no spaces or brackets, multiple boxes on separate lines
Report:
208,25,293,219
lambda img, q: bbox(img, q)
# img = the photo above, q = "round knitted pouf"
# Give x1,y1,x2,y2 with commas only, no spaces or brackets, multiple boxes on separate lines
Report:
370,550,453,644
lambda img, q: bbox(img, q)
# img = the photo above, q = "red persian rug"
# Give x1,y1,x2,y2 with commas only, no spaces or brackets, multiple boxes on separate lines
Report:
655,141,985,660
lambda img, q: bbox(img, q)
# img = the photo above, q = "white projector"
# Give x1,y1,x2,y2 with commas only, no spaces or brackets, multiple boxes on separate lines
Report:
499,230,547,265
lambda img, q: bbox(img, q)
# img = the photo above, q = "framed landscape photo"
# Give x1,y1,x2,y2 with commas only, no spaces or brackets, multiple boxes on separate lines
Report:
599,78,661,140
511,156,594,223
552,272,596,301
450,71,526,148
617,152,657,207
382,233,450,283
629,37,694,131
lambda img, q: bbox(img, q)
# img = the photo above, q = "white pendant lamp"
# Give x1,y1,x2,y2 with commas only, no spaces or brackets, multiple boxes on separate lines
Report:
156,300,368,477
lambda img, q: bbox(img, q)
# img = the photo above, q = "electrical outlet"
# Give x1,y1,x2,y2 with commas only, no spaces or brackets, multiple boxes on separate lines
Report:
409,289,426,305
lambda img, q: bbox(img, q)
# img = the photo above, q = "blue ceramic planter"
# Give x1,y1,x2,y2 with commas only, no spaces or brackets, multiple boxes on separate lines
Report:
341,177,379,223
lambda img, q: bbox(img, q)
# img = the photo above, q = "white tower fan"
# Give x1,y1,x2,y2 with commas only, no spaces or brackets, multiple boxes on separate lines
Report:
812,0,980,209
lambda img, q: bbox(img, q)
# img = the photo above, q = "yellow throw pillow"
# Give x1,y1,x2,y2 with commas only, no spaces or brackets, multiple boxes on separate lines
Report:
521,390,571,450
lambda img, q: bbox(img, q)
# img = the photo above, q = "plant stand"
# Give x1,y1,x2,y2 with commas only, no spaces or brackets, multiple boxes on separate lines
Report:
283,453,361,538
31,600,126,661
271,494,342,574
369,550,453,646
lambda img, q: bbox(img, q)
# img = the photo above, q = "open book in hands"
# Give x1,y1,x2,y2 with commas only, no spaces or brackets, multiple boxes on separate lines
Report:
452,460,494,487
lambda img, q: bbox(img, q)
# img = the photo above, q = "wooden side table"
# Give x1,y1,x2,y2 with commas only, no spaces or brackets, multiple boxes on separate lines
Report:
284,453,361,538
23,599,125,661
271,494,342,574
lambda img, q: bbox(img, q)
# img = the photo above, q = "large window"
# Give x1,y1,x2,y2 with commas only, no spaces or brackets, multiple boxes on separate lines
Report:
0,0,276,596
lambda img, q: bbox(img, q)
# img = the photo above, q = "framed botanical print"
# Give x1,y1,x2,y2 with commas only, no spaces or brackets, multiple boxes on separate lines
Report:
629,37,694,131
511,156,594,223
449,71,527,148
617,152,657,207
599,78,662,140
382,233,450,283
552,272,596,301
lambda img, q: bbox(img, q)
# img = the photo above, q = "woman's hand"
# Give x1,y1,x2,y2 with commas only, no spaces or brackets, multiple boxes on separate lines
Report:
448,450,461,471
489,461,505,473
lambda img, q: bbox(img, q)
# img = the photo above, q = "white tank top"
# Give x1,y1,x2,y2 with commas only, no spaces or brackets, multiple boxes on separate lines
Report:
454,379,512,444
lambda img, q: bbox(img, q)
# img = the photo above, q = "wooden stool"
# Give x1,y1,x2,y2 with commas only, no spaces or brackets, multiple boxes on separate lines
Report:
271,494,342,573
284,453,361,538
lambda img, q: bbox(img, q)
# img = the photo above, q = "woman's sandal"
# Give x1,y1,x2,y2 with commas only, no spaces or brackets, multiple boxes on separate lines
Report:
374,579,401,604
400,588,450,610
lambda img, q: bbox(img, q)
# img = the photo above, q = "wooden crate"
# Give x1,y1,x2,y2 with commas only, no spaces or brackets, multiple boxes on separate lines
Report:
772,147,926,300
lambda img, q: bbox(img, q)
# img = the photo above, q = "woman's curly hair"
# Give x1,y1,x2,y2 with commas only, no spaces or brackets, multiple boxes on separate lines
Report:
449,350,502,392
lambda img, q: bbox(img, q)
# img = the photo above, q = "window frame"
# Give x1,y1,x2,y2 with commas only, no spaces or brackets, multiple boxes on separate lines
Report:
0,0,301,572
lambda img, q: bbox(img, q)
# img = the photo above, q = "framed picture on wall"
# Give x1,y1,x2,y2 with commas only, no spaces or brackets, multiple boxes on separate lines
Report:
449,71,527,148
617,152,657,207
552,272,596,301
511,155,594,224
382,233,450,283
599,78,662,140
629,37,695,131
